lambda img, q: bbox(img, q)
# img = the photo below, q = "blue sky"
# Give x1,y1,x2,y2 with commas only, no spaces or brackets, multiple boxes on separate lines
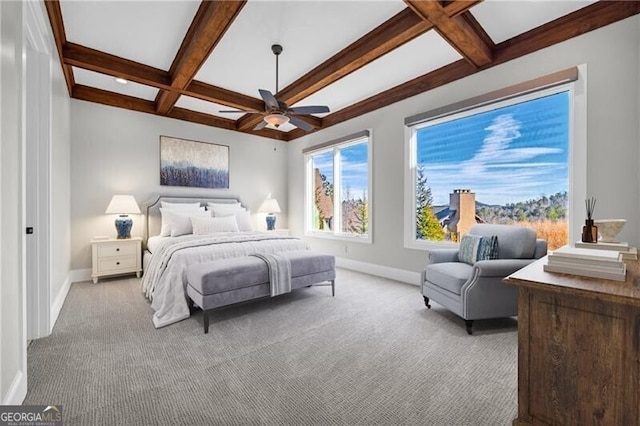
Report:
418,91,569,206
312,142,368,200
311,92,568,206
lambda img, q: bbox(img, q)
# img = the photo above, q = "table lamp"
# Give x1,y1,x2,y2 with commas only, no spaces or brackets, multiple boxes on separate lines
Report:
105,195,141,239
258,196,281,231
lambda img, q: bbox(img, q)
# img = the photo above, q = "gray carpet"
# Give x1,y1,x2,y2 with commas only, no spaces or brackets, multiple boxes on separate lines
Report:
24,268,518,425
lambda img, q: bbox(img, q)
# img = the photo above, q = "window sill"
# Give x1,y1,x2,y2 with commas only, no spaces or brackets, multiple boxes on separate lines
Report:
305,231,372,244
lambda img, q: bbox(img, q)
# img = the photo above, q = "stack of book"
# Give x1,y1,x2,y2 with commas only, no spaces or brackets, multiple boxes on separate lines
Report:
544,245,626,281
574,240,638,260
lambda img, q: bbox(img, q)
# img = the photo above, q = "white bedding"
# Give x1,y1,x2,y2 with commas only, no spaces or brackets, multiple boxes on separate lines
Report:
141,232,309,328
146,235,170,254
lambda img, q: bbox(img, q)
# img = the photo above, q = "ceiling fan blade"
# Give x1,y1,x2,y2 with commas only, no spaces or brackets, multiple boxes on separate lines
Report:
288,105,330,115
259,89,279,110
288,115,314,132
253,120,268,131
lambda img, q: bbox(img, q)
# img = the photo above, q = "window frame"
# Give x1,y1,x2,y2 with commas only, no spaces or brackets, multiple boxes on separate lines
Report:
304,131,373,243
403,69,586,250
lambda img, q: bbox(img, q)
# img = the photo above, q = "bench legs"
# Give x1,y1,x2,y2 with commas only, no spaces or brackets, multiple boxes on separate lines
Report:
203,309,210,334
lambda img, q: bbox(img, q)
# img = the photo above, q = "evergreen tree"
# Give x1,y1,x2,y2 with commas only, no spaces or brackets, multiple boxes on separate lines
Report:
415,164,443,240
416,164,433,213
354,192,368,235
417,206,445,241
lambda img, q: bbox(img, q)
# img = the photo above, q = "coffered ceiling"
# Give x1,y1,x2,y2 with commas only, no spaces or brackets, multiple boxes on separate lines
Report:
45,0,639,141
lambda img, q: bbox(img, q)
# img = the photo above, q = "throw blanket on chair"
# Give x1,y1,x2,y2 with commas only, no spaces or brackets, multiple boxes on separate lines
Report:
251,253,292,296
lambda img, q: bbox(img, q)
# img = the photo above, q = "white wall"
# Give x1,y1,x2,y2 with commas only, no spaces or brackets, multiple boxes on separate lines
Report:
70,102,289,271
288,16,640,281
49,11,71,324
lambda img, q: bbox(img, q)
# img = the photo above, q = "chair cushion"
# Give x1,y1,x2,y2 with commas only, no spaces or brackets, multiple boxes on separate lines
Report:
425,262,473,295
458,234,499,265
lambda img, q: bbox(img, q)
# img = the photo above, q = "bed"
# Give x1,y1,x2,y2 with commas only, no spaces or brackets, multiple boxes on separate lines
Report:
141,194,309,328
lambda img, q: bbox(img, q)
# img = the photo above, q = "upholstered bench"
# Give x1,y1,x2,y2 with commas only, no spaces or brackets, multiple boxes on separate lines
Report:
186,250,336,333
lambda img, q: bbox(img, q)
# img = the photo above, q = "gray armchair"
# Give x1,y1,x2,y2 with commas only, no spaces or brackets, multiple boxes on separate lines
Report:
421,224,547,334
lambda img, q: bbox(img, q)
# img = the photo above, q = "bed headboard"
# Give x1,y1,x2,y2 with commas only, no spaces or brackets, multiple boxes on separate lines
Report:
144,193,243,243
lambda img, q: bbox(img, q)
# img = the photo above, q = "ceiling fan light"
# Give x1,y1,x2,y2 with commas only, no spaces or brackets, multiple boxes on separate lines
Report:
264,113,289,128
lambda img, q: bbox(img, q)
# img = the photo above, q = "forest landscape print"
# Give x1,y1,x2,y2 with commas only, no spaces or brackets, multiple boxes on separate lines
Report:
415,91,569,249
160,136,229,189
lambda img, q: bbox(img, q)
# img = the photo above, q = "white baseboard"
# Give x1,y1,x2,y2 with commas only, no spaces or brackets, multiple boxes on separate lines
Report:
50,274,72,332
2,370,26,405
69,268,91,283
335,257,421,286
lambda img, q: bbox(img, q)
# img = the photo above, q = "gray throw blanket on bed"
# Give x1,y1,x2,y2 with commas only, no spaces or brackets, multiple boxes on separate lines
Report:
251,253,292,296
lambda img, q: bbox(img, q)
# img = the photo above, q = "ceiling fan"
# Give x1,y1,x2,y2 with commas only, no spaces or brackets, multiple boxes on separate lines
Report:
219,44,330,132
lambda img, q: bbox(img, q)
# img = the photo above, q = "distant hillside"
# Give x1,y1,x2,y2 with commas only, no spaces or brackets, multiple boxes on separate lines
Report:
434,192,568,224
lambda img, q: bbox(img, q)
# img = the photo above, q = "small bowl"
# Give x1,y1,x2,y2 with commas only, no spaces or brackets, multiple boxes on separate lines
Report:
594,219,626,243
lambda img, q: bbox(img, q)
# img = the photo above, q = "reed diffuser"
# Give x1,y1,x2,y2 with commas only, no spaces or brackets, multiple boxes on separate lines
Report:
581,197,598,243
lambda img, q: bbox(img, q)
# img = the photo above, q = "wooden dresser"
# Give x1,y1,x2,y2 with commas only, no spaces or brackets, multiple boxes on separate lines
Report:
504,256,640,425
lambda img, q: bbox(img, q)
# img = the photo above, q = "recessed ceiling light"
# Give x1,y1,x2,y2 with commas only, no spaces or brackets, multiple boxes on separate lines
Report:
115,77,128,85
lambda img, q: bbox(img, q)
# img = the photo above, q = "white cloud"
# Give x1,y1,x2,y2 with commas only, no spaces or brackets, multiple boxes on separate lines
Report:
423,113,567,205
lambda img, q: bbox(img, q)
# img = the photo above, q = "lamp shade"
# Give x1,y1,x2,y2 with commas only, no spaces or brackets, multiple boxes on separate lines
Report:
257,198,281,214
258,197,281,231
105,195,141,215
105,195,140,239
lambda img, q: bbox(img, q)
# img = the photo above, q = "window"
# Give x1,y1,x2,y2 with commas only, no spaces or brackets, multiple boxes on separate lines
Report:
405,71,581,251
304,131,371,241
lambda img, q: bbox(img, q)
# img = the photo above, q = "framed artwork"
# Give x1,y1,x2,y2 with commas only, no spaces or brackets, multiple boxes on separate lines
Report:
160,136,229,189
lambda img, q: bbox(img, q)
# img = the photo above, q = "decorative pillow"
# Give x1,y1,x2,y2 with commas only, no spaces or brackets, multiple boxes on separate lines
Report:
235,210,253,232
458,234,499,265
208,204,245,217
191,215,240,235
215,209,253,232
159,207,209,237
206,201,240,210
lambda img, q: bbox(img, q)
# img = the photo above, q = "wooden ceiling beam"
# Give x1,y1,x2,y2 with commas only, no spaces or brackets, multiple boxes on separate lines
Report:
289,0,640,141
186,80,263,112
240,2,480,133
493,0,640,65
72,85,288,141
275,1,481,109
404,0,493,67
44,0,75,96
322,59,475,129
155,0,246,114
62,42,264,112
64,43,172,89
294,114,323,129
276,8,432,107
236,113,264,132
441,0,483,18
72,84,157,114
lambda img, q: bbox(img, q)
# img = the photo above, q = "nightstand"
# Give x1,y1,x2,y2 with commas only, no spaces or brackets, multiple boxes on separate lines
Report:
91,237,142,283
272,229,290,236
